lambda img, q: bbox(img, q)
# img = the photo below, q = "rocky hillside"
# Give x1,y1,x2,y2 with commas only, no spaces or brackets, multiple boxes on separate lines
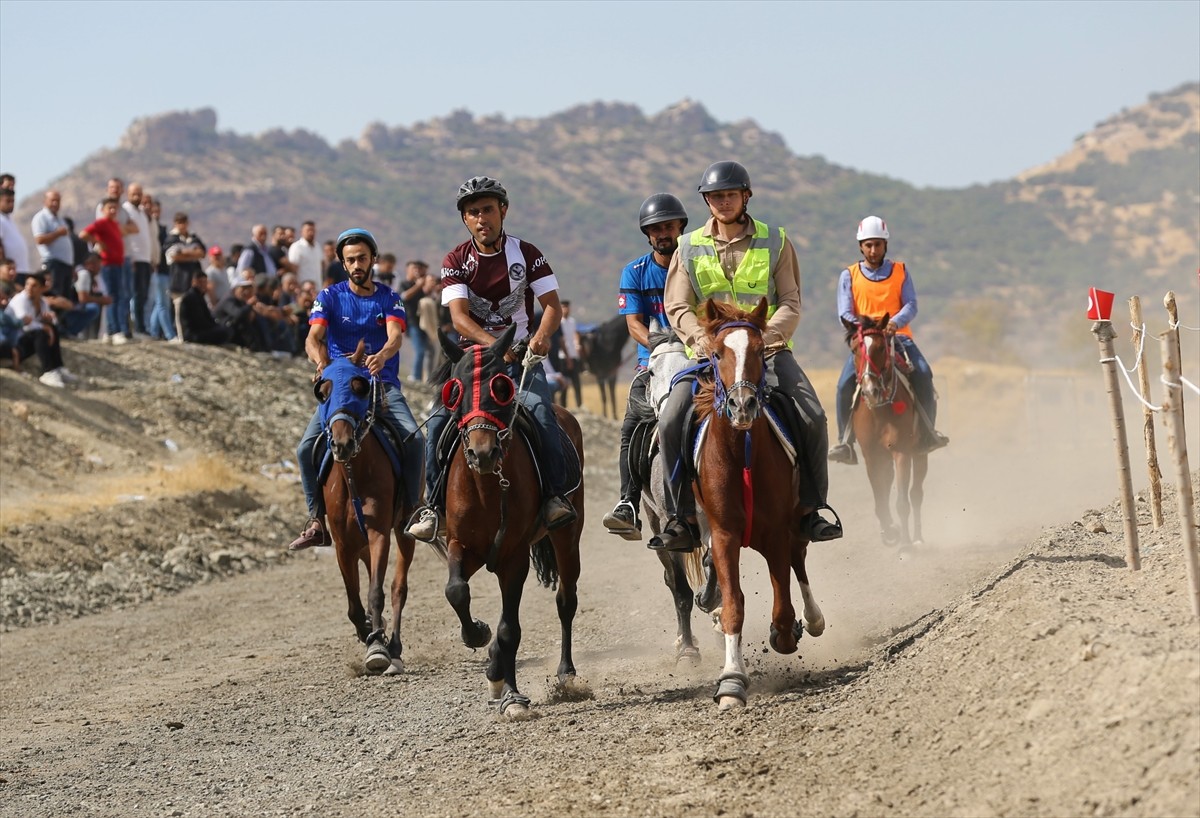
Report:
12,84,1199,365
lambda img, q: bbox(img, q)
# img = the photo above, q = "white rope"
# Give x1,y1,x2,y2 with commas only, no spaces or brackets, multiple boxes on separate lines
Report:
1169,318,1199,332
1179,376,1199,396
1103,355,1162,411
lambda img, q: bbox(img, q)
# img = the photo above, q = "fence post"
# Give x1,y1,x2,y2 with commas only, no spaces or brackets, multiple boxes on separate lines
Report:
1092,319,1141,570
1160,292,1199,618
1129,296,1164,529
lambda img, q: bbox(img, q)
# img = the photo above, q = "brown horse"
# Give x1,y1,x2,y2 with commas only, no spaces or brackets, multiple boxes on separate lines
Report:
317,343,418,675
437,325,588,718
693,298,825,711
845,314,927,545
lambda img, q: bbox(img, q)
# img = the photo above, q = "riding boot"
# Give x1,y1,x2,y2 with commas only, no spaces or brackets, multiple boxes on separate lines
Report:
648,516,699,553
828,442,858,465
803,506,843,542
288,517,330,551
602,497,642,541
543,495,577,531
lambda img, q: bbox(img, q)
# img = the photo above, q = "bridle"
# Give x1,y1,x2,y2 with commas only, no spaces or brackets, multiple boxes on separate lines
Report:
325,376,380,464
854,325,898,409
709,320,767,421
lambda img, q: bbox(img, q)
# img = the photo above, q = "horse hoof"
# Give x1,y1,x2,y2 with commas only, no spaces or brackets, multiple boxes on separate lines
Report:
545,673,593,703
805,616,826,638
675,644,702,667
384,657,405,676
881,528,900,546
498,689,533,719
769,621,802,655
717,696,747,712
364,643,391,675
462,621,492,650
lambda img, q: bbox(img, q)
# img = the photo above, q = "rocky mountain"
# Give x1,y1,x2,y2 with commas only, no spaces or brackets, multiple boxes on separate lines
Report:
13,83,1198,366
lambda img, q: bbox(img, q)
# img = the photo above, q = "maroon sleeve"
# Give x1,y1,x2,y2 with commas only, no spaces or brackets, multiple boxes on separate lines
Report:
521,240,555,284
440,242,470,289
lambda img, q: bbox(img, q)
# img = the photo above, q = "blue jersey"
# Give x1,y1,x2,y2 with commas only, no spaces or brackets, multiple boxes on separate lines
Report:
617,252,668,367
310,281,407,389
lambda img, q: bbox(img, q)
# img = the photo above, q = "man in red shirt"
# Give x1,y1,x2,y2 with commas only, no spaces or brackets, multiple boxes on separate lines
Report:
79,198,129,344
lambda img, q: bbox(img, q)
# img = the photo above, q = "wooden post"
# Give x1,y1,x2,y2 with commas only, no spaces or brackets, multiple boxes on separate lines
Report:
1129,296,1164,528
1160,292,1199,618
1092,319,1141,570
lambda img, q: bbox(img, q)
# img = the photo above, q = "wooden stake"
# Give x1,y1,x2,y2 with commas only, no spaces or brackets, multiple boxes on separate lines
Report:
1092,320,1140,570
1160,292,1199,618
1129,296,1164,529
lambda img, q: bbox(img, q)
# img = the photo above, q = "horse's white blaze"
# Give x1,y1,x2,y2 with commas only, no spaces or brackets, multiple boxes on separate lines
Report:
722,632,746,679
725,329,751,385
800,582,825,637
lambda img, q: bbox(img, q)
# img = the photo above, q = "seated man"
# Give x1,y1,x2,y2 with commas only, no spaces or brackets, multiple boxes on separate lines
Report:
406,176,576,541
4,273,76,387
178,269,233,346
828,216,949,464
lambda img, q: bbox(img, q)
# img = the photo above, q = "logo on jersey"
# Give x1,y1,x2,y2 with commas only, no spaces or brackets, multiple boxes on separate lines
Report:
376,312,386,326
617,294,627,309
508,263,525,282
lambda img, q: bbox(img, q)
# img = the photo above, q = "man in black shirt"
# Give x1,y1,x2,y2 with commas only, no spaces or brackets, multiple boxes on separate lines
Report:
178,270,231,345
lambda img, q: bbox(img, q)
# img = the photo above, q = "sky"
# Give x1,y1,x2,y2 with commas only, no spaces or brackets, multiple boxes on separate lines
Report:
0,0,1197,199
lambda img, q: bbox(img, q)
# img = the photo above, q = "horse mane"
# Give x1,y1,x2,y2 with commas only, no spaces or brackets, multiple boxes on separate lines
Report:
844,313,890,345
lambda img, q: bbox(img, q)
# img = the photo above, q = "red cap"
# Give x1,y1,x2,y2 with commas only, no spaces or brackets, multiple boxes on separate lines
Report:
209,246,223,256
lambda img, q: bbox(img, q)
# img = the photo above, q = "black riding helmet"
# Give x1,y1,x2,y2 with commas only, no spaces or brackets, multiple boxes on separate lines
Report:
456,176,509,212
697,161,752,194
638,193,688,235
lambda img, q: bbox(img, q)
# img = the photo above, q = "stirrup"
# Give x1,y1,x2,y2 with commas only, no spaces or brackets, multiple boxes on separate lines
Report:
288,518,329,551
806,505,843,543
648,518,698,553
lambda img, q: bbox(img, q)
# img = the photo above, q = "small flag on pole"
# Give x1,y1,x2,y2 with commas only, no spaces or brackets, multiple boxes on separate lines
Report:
1087,288,1115,320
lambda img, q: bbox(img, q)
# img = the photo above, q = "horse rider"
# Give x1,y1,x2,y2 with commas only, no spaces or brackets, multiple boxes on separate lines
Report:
648,160,843,553
405,176,578,542
287,228,425,551
601,193,689,541
827,216,950,465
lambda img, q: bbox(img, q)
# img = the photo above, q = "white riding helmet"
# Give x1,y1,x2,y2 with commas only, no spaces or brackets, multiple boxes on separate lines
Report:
856,216,890,242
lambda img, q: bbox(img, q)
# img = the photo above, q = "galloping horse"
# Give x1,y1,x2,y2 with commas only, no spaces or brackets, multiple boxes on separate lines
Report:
693,298,825,711
316,342,419,675
845,314,927,545
578,315,630,419
437,326,587,718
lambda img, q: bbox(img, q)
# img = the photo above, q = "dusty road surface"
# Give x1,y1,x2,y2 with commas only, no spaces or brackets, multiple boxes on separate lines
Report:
1,343,1197,818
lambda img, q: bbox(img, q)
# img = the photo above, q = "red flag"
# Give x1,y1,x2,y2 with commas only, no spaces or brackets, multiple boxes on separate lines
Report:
1086,288,1115,320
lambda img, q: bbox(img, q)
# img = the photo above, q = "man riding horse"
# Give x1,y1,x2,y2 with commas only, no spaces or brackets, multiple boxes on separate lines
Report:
648,161,843,553
828,216,949,466
406,176,577,542
288,228,425,551
602,192,689,541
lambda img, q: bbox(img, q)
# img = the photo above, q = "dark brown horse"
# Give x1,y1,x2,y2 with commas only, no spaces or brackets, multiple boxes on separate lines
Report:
437,326,588,718
693,298,825,711
845,314,927,545
317,342,419,675
578,315,630,419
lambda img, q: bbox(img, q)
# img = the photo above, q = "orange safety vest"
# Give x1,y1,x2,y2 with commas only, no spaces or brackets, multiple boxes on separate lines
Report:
849,261,913,338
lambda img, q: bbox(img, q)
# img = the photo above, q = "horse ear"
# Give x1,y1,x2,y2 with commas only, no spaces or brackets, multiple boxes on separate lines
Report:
491,323,518,358
752,297,769,323
438,328,464,363
702,298,720,322
350,339,366,366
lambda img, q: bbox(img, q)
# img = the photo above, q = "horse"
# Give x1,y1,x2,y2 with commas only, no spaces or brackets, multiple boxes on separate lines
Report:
844,314,927,546
315,342,419,675
435,325,588,718
626,325,722,665
692,297,825,711
578,315,630,419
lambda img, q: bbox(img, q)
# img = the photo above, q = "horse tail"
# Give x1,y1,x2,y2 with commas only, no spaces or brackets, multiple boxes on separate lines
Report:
683,547,705,592
531,535,559,589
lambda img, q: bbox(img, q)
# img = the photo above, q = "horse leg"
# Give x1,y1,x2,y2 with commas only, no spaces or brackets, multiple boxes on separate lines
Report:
660,551,700,665
765,546,801,655
386,525,416,675
791,536,825,637
333,525,371,645
865,448,900,545
710,533,748,711
695,545,723,615
445,542,492,650
911,454,928,545
363,524,392,674
489,556,531,717
894,452,913,547
548,530,591,700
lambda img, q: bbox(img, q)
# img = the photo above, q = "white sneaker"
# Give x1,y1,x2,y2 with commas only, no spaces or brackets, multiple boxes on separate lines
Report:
38,370,66,388
56,367,79,383
168,336,184,344
101,334,114,345
405,508,442,542
111,334,129,346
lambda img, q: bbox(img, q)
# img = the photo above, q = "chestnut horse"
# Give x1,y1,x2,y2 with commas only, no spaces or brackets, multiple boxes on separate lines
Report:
437,326,588,718
845,314,927,545
317,344,419,675
693,298,825,711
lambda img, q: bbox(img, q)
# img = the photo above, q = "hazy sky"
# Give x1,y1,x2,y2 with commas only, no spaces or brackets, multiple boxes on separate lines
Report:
1,0,1197,198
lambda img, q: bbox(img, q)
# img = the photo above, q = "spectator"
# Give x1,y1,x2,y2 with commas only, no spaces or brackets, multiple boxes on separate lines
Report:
287,278,315,354
374,252,397,284
124,183,153,336
73,252,112,339
147,198,167,272
0,282,23,369
79,197,129,344
558,299,582,408
0,173,14,191
287,220,321,289
236,224,276,279
162,212,206,342
225,243,244,287
178,269,231,346
399,259,430,381
0,257,17,290
95,178,139,338
322,239,346,285
0,188,30,277
252,272,293,355
269,225,295,274
214,279,266,351
31,190,75,300
4,272,74,386
205,246,229,308
417,270,449,377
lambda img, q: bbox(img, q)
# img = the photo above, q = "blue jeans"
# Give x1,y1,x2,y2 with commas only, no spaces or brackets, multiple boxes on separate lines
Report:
100,263,131,336
149,273,176,340
61,303,101,338
296,382,425,518
409,329,429,381
424,361,568,503
836,335,936,439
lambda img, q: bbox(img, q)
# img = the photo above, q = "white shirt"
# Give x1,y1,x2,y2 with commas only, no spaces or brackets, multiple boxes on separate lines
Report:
122,202,151,263
287,238,323,288
0,213,31,272
560,315,579,358
6,289,51,330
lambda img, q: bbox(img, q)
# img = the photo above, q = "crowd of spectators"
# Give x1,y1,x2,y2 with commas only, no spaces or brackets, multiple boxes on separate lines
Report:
0,173,452,388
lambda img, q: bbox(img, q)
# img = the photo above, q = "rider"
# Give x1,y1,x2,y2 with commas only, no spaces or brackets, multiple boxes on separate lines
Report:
827,216,950,465
287,228,425,551
648,160,843,552
405,176,577,542
601,193,689,541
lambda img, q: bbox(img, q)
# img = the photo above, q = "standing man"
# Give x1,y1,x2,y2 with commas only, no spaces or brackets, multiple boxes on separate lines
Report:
287,229,424,551
558,299,582,408
828,216,949,464
123,183,153,336
162,212,206,342
649,161,842,552
236,225,277,280
79,198,128,344
270,225,296,275
399,259,429,381
287,220,322,289
405,176,577,542
95,178,139,340
31,190,75,299
602,193,689,540
0,187,30,278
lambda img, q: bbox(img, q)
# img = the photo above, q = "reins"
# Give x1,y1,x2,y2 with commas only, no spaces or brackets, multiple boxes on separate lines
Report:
855,326,899,409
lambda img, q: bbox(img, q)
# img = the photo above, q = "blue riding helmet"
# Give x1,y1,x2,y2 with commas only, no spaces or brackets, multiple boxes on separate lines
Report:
335,228,378,261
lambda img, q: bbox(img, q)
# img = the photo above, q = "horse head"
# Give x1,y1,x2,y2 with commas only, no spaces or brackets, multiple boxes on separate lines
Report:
699,297,769,430
440,324,519,475
844,314,895,408
316,340,374,463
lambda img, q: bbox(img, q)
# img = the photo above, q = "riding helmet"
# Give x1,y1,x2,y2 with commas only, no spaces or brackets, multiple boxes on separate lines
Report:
697,161,752,194
456,176,509,212
638,193,688,235
856,216,890,242
335,228,378,260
